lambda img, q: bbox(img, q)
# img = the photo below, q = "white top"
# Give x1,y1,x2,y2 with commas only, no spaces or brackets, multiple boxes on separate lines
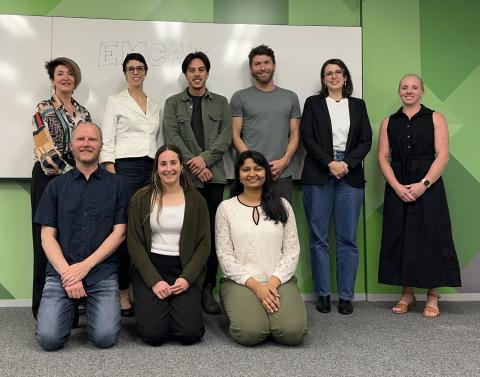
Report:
215,196,300,285
150,202,185,256
100,89,162,163
326,96,350,151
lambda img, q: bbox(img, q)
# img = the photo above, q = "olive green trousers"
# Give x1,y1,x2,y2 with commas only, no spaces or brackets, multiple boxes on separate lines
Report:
219,277,307,346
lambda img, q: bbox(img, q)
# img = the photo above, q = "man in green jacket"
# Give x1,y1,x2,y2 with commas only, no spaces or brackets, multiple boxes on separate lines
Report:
163,51,232,314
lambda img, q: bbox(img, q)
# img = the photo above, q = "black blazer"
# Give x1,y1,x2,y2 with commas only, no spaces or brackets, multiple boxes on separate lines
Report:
300,95,372,188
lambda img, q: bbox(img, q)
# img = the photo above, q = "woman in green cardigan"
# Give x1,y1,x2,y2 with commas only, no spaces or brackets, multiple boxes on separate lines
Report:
127,144,210,346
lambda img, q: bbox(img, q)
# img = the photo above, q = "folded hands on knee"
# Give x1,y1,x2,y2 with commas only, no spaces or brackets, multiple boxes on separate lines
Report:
152,278,190,299
246,276,281,314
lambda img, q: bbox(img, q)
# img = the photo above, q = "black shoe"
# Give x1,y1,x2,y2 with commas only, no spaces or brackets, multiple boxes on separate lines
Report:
121,307,134,317
202,285,221,315
338,299,353,315
316,295,331,313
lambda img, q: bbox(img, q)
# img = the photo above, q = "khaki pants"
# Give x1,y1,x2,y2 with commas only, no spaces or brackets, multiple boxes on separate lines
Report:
220,277,307,346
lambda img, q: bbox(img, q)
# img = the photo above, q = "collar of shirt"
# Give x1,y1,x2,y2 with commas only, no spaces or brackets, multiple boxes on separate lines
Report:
71,166,104,180
181,88,214,102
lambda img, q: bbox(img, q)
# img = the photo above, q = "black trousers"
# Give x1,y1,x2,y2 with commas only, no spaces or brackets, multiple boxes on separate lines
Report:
197,183,224,289
115,156,153,290
132,254,204,346
30,159,74,319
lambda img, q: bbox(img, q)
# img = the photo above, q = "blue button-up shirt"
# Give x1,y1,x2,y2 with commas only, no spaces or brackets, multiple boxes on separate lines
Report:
34,167,130,285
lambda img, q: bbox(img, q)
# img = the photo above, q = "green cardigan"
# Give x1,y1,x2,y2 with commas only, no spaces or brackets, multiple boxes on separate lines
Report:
127,188,211,288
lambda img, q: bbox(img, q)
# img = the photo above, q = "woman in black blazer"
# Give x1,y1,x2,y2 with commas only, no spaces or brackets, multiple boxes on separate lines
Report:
301,59,372,315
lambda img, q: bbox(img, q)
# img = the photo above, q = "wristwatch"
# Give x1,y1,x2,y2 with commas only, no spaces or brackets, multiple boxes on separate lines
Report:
421,178,431,189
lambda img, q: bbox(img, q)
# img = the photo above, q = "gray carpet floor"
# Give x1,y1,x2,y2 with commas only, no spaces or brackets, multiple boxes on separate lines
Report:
1,301,479,377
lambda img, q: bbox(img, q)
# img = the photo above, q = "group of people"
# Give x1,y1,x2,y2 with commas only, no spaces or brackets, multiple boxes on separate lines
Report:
30,44,461,351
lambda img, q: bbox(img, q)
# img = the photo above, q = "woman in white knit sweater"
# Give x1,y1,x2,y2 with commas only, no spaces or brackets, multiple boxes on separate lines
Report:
215,150,307,346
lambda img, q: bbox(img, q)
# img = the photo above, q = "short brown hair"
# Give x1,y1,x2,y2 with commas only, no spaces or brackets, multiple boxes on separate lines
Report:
248,44,275,67
45,57,82,89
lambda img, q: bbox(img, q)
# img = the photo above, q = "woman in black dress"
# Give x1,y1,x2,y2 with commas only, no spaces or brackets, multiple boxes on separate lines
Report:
377,74,461,317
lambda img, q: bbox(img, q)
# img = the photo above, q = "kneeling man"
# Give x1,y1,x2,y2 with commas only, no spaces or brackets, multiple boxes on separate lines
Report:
34,122,130,351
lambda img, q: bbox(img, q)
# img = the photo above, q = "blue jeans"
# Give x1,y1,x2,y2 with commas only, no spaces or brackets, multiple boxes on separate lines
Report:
36,274,121,351
303,178,364,300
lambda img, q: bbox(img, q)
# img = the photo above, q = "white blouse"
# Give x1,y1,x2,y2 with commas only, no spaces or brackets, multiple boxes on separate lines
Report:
215,196,300,285
150,202,185,256
100,89,162,163
326,96,350,151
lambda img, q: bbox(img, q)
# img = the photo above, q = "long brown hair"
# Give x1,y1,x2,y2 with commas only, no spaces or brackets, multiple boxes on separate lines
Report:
134,144,191,221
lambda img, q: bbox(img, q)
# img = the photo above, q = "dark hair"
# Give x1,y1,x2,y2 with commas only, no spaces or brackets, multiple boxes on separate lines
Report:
231,150,288,225
181,51,211,74
122,53,148,73
319,58,353,98
248,44,276,67
45,57,81,89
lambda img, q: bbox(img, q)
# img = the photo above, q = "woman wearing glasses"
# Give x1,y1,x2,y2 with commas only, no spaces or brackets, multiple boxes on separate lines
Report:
301,58,372,315
100,53,162,316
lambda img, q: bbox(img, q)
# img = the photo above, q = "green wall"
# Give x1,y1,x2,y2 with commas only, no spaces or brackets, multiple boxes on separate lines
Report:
0,0,478,299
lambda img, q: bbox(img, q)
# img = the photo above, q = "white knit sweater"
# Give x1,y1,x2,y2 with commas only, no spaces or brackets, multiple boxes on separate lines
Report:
215,196,300,285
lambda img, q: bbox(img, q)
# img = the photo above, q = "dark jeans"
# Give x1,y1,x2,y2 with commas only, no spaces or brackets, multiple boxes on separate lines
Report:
132,254,204,346
197,183,224,289
115,156,154,290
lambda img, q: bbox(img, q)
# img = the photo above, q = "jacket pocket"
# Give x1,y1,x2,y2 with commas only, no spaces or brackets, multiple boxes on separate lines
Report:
176,115,193,141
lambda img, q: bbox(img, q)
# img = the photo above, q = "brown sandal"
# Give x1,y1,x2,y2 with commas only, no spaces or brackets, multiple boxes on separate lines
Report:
423,292,440,318
392,292,416,314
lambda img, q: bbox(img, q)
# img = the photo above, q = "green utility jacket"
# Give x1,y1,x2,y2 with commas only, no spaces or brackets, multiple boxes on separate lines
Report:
163,89,232,187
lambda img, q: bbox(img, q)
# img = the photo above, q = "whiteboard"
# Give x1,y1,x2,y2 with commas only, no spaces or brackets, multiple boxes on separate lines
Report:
0,15,362,178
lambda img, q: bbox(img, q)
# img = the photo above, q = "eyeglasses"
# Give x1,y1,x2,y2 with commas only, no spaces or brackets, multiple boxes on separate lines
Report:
125,66,146,73
324,69,344,78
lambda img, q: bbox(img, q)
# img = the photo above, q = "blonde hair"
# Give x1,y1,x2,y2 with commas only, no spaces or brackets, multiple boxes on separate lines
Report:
398,73,424,92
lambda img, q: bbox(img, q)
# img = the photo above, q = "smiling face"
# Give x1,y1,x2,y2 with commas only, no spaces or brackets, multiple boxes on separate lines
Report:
239,158,266,190
124,59,146,89
398,75,424,106
322,63,347,94
52,64,75,95
157,149,182,188
250,54,275,85
70,123,102,165
185,58,209,95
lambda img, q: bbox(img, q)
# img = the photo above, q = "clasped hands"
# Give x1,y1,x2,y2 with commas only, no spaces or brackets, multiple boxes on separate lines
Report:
60,260,92,299
152,278,189,300
394,181,427,202
328,161,349,179
249,277,281,314
187,156,212,182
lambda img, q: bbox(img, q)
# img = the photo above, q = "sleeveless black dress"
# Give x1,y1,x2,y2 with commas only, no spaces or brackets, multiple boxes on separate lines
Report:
378,105,461,288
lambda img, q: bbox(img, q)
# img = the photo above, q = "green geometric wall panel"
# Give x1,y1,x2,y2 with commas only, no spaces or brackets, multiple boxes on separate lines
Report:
289,0,360,26
0,0,478,300
443,157,480,269
0,283,14,300
213,0,288,24
420,0,480,101
145,0,213,22
0,0,61,15
444,65,480,182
